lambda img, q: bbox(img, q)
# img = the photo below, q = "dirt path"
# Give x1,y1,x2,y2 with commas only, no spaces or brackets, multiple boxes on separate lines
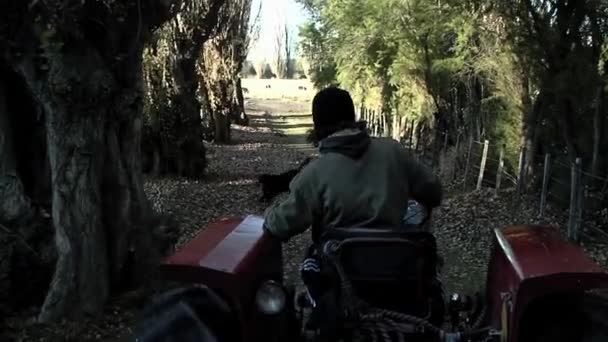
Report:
241,97,488,296
241,96,485,294
8,93,607,342
13,94,606,341
243,97,317,287
246,97,315,147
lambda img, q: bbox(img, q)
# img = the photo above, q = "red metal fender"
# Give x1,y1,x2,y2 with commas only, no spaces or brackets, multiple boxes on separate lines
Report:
485,225,608,342
160,215,284,342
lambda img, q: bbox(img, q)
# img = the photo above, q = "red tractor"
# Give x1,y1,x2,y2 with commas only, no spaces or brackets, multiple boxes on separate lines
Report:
136,214,608,342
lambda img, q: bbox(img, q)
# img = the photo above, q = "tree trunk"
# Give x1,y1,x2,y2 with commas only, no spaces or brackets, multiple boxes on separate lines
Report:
141,0,227,177
198,79,216,141
0,71,33,224
11,32,173,325
0,0,181,323
214,110,231,143
591,84,603,179
0,64,58,316
15,46,112,321
170,53,207,177
520,73,539,190
232,77,249,125
202,42,236,144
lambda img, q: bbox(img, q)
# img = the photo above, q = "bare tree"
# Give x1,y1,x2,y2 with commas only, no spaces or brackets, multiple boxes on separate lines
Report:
273,22,286,79
300,57,311,79
271,20,294,79
255,58,268,78
142,0,228,177
202,0,254,142
284,24,294,79
246,1,263,56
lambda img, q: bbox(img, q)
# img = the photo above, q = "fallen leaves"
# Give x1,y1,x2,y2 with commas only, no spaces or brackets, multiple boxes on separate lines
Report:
5,100,608,341
434,186,608,296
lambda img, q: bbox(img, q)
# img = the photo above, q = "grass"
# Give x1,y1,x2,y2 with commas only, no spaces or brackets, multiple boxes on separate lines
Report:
243,78,316,145
241,78,315,101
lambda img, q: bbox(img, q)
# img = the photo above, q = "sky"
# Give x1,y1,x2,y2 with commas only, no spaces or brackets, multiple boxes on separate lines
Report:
247,0,308,62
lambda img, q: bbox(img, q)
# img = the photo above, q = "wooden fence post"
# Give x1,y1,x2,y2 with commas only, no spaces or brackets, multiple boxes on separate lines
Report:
496,147,505,193
390,115,401,141
376,108,381,136
539,153,551,219
476,140,489,190
408,121,414,151
383,111,389,137
368,108,371,130
377,109,381,136
402,117,409,145
414,125,420,160
462,137,474,190
568,157,582,241
575,160,584,242
517,145,527,193
361,107,366,125
451,133,461,181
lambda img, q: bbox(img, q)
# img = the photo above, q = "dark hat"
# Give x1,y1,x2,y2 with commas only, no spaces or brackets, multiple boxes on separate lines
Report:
312,87,356,140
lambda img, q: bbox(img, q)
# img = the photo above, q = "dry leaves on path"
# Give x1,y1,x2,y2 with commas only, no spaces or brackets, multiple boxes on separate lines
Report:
433,187,608,296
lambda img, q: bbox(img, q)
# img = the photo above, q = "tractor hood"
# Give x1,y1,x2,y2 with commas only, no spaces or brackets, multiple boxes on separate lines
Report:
160,215,283,297
485,225,608,342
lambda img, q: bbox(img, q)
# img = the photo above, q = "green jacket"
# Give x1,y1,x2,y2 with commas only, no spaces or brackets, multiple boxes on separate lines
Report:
263,128,442,242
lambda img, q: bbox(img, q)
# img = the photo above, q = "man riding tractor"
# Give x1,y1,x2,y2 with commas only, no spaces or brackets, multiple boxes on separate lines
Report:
137,86,608,342
263,86,444,340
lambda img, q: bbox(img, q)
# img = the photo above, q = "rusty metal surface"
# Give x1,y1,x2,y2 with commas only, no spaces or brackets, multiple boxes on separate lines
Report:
163,217,242,269
159,215,285,342
485,225,608,342
200,215,267,274
497,225,605,279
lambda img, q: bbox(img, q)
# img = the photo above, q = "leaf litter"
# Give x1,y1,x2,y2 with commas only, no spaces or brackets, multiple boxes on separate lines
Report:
4,119,608,341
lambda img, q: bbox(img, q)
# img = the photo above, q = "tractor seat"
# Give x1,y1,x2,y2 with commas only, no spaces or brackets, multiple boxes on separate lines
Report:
319,228,444,325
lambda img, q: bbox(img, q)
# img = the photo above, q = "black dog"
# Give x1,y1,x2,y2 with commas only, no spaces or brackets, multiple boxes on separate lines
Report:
258,157,313,202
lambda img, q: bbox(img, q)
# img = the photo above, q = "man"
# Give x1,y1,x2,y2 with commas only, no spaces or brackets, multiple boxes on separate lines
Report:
262,87,443,319
263,86,442,243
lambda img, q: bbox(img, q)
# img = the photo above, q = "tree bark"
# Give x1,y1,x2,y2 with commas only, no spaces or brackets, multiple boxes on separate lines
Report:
591,81,603,180
516,66,539,191
0,64,57,316
214,109,231,143
202,41,236,144
0,72,32,224
16,45,111,320
201,0,252,142
0,0,180,322
232,77,249,125
170,51,207,176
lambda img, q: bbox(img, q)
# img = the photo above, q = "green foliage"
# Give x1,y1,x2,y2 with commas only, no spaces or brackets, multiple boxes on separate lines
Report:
298,0,608,177
143,28,174,137
297,21,337,88
296,0,527,170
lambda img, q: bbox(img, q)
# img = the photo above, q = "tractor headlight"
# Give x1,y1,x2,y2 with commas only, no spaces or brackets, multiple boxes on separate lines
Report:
255,280,286,315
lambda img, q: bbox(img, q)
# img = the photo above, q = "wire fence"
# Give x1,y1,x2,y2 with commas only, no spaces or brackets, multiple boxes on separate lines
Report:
432,137,608,244
357,108,608,245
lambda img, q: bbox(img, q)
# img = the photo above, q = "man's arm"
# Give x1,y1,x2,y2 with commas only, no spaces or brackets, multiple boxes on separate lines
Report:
263,169,320,241
402,149,443,209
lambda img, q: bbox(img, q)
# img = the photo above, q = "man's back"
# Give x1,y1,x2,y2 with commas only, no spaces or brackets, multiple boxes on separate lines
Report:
263,132,441,242
304,137,411,238
263,86,441,242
